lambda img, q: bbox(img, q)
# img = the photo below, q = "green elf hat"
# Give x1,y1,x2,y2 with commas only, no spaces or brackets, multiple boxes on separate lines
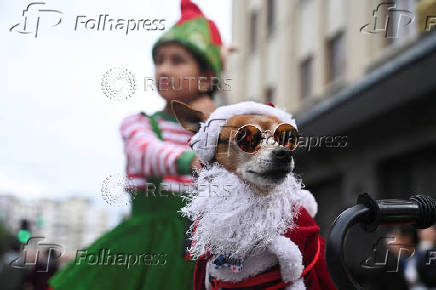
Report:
152,0,223,76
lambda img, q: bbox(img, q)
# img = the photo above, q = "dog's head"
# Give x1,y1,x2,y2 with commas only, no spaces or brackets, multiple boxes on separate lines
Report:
172,100,301,194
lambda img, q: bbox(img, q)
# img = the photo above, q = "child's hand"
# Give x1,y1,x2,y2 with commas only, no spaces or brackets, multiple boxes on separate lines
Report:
189,95,215,116
419,226,436,243
191,156,203,171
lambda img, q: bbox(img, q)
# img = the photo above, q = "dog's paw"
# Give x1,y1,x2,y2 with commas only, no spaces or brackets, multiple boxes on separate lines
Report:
297,189,318,218
280,255,304,282
269,236,304,282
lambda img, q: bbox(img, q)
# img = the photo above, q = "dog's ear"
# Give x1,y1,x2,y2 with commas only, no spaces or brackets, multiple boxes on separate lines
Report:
171,100,206,134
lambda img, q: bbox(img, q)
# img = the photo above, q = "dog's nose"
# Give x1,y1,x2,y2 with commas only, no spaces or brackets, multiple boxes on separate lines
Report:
272,148,292,163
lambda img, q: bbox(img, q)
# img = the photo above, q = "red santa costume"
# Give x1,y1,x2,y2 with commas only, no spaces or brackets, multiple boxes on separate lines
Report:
180,102,337,290
191,206,335,290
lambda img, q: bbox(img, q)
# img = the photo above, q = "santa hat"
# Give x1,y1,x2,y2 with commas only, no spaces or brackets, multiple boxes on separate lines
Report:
189,101,298,163
152,0,223,76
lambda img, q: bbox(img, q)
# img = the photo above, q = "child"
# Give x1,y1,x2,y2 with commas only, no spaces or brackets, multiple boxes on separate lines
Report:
48,0,223,289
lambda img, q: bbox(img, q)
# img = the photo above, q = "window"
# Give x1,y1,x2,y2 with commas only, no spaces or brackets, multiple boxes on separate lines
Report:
326,31,345,84
378,146,436,200
307,176,343,237
265,87,275,104
300,56,313,99
249,11,258,53
266,0,275,37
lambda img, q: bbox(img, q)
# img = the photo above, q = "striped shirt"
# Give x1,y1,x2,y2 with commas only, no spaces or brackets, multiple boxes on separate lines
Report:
120,111,195,191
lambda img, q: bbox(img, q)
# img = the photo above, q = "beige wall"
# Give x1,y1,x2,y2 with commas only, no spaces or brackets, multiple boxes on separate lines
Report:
227,0,420,114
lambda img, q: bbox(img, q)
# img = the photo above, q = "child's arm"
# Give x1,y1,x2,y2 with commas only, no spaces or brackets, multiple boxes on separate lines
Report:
120,113,195,177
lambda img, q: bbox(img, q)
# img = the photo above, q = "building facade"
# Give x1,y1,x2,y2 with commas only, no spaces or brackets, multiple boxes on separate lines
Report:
228,1,436,286
0,195,110,257
228,0,435,108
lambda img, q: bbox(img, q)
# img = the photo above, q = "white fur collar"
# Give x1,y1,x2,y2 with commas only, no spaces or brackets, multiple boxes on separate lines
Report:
180,163,317,260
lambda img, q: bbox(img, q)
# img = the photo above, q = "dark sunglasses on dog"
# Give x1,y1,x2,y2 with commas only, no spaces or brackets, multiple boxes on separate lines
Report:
218,123,301,154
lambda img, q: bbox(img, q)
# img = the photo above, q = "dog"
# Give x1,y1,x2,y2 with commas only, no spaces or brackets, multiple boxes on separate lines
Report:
172,100,336,290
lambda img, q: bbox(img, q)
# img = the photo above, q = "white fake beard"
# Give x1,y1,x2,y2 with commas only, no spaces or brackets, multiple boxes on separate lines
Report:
180,162,303,260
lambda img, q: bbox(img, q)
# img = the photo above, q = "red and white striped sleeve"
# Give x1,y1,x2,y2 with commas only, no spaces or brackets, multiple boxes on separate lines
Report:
120,113,189,177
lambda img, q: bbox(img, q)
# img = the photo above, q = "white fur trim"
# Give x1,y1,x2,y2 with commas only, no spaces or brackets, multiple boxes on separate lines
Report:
207,251,278,282
295,190,318,218
205,240,306,289
181,163,302,259
286,278,306,290
268,236,304,283
204,262,211,290
189,101,297,163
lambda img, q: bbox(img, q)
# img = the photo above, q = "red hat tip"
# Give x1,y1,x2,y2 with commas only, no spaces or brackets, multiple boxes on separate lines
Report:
179,0,204,23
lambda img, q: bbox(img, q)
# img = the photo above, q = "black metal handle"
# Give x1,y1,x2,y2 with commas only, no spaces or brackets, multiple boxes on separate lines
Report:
326,193,436,290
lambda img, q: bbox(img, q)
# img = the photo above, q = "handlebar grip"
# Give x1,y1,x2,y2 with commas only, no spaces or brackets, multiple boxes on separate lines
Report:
326,193,436,290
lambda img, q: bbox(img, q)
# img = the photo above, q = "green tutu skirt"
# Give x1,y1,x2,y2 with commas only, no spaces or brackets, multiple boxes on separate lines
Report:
49,190,196,290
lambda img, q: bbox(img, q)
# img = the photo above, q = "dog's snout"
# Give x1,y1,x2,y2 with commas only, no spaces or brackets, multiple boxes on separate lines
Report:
272,148,292,163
